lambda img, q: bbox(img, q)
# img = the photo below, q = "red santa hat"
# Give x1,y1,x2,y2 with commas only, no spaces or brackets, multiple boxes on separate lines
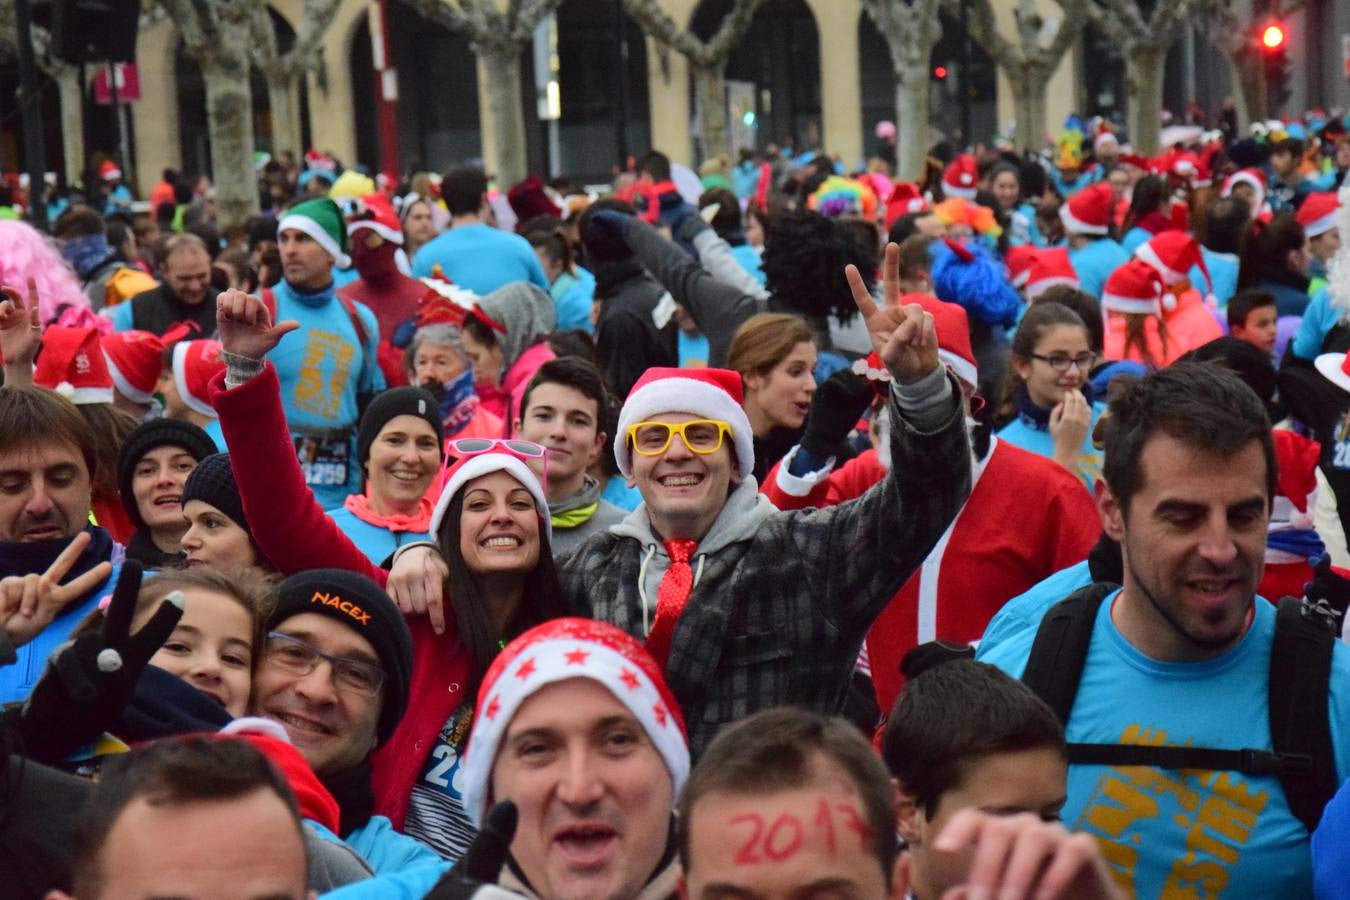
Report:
1059,182,1113,235
1297,192,1341,239
216,718,341,835
101,329,167,405
1101,259,1166,316
99,160,122,182
1133,232,1212,296
1093,130,1119,153
172,339,225,418
1024,247,1080,300
33,326,115,405
941,154,978,200
1004,245,1037,288
1270,429,1320,534
428,449,552,542
459,617,689,826
885,181,928,229
910,294,978,389
1221,168,1267,211
614,368,755,480
347,193,404,245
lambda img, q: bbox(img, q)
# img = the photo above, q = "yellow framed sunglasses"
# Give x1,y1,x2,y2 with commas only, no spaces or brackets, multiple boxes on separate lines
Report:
627,419,733,456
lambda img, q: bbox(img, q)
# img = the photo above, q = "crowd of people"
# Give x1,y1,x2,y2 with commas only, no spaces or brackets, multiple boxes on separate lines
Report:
2,107,1350,900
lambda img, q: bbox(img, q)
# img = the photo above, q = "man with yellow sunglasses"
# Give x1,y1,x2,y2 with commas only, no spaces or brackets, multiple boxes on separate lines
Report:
390,242,972,756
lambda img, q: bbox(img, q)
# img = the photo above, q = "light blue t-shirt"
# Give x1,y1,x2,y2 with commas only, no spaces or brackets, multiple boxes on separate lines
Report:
1068,238,1131,300
977,559,1092,656
326,507,430,566
1120,226,1152,255
411,223,549,295
980,594,1350,899
268,279,385,510
996,401,1105,491
549,266,596,334
1292,286,1338,361
1192,249,1241,307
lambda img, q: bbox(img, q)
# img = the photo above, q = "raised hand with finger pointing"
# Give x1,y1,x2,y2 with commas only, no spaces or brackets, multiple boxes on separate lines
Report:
845,243,940,386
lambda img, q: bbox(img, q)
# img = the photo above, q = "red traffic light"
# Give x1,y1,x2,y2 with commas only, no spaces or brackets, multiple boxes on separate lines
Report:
1261,23,1286,50
934,65,947,79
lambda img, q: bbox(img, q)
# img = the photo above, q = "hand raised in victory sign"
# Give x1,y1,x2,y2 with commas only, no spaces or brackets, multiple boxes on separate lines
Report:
215,288,300,361
0,277,43,385
845,242,939,386
0,531,112,648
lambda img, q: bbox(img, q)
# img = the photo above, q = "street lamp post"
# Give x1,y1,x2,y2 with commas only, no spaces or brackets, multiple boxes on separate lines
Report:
14,0,50,232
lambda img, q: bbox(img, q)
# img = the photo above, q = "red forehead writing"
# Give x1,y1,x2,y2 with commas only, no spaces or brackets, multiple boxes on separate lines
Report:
730,798,871,865
310,590,371,625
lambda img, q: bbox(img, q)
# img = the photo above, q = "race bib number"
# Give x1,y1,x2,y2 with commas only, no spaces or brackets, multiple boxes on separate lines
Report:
295,434,350,487
420,705,474,800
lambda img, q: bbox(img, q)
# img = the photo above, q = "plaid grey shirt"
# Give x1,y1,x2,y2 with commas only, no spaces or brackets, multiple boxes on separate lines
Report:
559,386,973,755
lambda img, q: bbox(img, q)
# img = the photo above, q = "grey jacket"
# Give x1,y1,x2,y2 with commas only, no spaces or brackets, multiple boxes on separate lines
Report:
549,474,627,561
558,373,972,755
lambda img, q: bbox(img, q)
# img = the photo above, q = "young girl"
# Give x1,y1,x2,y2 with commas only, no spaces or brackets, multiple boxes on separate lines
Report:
996,302,1105,490
128,568,275,720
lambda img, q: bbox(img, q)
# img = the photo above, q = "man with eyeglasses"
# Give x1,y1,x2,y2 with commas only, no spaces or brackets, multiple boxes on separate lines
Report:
253,567,451,895
394,242,974,756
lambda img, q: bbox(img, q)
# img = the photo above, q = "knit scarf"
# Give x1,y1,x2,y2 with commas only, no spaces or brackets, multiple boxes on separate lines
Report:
61,234,117,281
438,368,481,436
343,492,433,533
322,759,376,838
1014,383,1094,432
552,503,598,529
118,665,233,742
0,526,114,581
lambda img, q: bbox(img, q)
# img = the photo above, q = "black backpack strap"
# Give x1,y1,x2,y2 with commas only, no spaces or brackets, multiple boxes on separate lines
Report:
1021,583,1118,724
1067,743,1310,776
1269,595,1339,833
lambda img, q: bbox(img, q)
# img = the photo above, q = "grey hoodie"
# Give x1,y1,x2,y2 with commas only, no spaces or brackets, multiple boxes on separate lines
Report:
549,474,627,560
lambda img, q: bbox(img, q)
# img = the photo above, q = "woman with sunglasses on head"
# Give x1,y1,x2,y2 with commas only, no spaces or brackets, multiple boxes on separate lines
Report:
206,288,571,861
994,302,1103,490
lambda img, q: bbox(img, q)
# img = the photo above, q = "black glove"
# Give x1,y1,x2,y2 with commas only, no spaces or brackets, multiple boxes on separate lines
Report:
10,560,183,764
800,369,875,458
423,801,520,899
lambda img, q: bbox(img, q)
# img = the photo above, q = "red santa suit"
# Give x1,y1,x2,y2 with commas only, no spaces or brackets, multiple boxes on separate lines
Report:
764,434,1100,717
339,193,426,386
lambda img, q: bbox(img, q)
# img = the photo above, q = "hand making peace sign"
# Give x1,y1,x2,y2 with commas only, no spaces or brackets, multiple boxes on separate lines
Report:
845,242,940,386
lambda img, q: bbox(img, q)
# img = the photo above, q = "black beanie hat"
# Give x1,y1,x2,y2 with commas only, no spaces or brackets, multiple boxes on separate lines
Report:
180,453,250,537
270,568,413,745
118,418,219,529
355,386,443,467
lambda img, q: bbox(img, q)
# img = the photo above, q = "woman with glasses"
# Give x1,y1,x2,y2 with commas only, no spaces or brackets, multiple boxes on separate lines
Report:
995,302,1104,490
207,288,570,861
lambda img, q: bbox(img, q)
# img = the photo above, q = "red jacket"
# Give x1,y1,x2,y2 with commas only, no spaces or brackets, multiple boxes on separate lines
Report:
208,364,472,830
763,438,1100,716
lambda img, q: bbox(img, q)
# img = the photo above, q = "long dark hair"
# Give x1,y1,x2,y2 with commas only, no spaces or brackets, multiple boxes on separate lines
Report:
1121,175,1168,235
996,302,1089,427
437,488,570,692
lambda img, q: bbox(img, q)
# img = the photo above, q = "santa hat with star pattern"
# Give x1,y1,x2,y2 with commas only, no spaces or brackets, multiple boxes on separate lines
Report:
459,617,689,826
615,368,755,480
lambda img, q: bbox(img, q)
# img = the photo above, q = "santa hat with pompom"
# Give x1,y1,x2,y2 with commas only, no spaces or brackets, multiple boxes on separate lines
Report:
1133,232,1213,311
615,368,755,480
172,339,225,418
941,154,978,200
1221,168,1267,212
1296,192,1341,239
33,326,114,404
1004,245,1038,289
346,192,404,245
102,327,189,405
1101,259,1166,316
885,181,928,229
459,617,689,827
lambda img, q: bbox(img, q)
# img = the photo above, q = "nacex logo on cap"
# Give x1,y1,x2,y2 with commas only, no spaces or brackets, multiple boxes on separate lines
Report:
310,590,371,625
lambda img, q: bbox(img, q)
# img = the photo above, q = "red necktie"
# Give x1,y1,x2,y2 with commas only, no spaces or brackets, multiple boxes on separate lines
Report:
645,539,698,670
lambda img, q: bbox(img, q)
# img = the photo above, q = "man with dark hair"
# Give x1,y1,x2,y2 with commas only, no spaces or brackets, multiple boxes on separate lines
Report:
410,165,549,294
52,205,145,309
110,232,219,336
1198,195,1250,304
636,151,672,184
50,737,309,900
577,198,679,399
681,706,1121,900
0,382,119,703
883,660,1072,899
514,357,626,558
980,363,1350,897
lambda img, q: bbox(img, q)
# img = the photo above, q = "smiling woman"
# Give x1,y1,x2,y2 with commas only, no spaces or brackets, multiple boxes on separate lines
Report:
117,418,218,569
727,313,819,482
